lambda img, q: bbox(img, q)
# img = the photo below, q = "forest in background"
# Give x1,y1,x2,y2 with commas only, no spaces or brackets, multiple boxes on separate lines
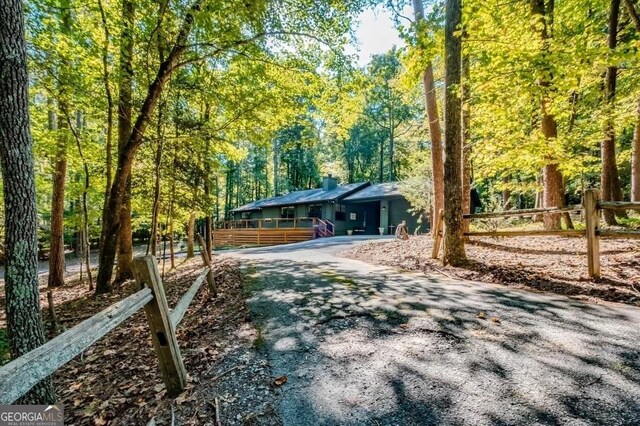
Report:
2,0,639,286
1,0,640,407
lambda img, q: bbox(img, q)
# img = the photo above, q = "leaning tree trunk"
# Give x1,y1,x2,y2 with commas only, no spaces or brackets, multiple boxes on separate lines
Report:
114,0,135,283
443,0,466,265
412,0,445,229
0,0,56,403
95,1,200,294
601,0,624,225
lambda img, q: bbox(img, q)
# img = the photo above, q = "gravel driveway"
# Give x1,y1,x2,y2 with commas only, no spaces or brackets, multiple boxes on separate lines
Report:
229,236,640,425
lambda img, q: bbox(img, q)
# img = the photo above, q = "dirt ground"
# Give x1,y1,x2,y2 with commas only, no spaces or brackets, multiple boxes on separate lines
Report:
1,257,281,425
341,235,640,306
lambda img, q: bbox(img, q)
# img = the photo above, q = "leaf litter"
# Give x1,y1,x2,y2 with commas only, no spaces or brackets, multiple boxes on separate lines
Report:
1,256,283,425
341,235,640,306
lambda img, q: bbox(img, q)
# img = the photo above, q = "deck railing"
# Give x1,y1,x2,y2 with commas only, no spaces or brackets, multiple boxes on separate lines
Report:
216,217,318,230
213,217,336,247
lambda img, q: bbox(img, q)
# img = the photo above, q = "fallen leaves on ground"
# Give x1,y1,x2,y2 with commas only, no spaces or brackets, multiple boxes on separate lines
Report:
341,235,640,306
273,375,287,386
1,256,281,425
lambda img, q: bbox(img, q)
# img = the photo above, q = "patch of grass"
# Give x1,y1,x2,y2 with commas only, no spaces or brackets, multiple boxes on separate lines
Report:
253,325,266,349
318,270,357,287
242,265,266,296
371,308,409,326
617,215,640,230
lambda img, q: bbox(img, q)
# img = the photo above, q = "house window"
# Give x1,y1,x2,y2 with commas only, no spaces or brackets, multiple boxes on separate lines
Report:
335,204,346,221
241,212,251,219
280,206,295,219
308,204,323,218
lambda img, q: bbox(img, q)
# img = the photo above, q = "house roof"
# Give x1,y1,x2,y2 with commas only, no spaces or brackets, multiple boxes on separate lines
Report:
231,182,370,212
343,182,403,202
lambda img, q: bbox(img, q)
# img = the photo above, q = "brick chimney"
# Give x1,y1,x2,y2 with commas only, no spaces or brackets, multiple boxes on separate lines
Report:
322,174,338,191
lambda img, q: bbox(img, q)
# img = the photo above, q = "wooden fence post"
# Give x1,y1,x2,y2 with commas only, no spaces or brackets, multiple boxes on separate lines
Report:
197,234,218,296
584,189,601,279
431,209,444,259
132,256,187,397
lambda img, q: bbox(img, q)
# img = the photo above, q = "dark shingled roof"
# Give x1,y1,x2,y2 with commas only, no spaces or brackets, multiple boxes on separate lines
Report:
343,182,403,202
231,182,370,212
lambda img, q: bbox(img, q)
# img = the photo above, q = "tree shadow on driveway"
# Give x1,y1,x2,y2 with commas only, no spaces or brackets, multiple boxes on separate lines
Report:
241,256,640,425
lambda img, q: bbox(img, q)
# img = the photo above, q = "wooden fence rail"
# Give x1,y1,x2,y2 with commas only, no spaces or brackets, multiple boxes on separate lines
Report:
433,189,640,279
0,254,217,404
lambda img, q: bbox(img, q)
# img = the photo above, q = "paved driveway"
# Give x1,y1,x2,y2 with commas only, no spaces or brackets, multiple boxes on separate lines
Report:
230,236,640,425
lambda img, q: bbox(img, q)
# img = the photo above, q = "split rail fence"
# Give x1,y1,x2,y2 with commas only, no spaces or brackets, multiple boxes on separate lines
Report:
0,247,220,404
432,189,640,279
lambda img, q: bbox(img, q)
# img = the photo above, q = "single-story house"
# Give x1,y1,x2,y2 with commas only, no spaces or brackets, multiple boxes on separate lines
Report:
230,176,426,235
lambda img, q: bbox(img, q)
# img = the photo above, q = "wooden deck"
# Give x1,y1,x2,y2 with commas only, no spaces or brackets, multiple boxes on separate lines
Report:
213,217,332,247
213,228,315,247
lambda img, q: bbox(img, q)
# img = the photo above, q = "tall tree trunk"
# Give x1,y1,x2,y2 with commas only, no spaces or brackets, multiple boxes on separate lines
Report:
601,0,623,225
48,103,68,288
531,0,564,230
273,139,279,195
48,4,72,288
64,109,94,290
624,0,640,202
388,92,395,182
148,112,164,257
95,1,201,294
114,0,135,282
633,100,640,201
169,171,176,269
462,55,471,232
0,0,56,402
97,0,113,197
186,211,195,258
502,176,513,210
379,137,384,183
215,176,220,221
412,0,445,230
443,0,466,265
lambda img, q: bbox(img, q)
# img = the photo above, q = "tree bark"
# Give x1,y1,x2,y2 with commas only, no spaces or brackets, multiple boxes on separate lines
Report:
502,176,513,210
114,0,135,283
48,108,67,289
48,4,72,288
633,99,640,201
379,136,384,183
186,211,195,258
412,0,445,225
443,0,466,265
148,113,164,257
95,1,201,294
97,0,113,197
204,176,212,257
0,0,56,403
462,55,471,233
624,0,640,202
66,109,94,290
531,0,564,230
601,0,623,225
